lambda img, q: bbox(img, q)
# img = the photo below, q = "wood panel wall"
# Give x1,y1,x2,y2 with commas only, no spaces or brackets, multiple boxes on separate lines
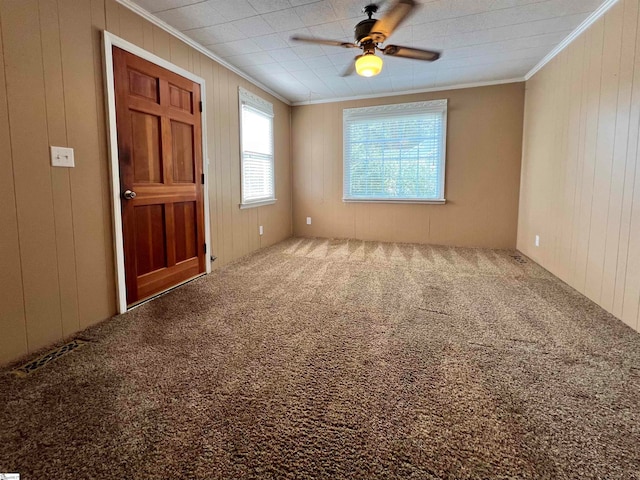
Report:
0,0,292,365
518,0,640,332
291,83,525,248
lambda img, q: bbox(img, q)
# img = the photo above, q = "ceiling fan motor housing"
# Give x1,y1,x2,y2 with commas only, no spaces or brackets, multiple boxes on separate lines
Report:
354,18,378,44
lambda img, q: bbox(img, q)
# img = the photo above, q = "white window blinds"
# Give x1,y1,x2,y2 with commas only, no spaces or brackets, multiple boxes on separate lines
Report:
343,99,447,203
239,87,275,207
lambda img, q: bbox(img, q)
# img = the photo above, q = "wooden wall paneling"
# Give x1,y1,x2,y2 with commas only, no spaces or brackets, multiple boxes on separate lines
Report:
291,103,311,235
602,0,639,311
557,35,587,283
304,103,319,234
219,68,234,266
486,86,525,249
516,85,530,251
354,203,370,241
39,0,80,338
520,0,640,332
544,55,559,268
541,62,559,266
59,0,114,328
520,73,536,251
324,102,339,239
189,50,199,76
117,3,144,46
549,51,570,273
585,3,624,302
104,0,119,35
170,37,190,71
2,0,63,351
573,20,605,293
142,17,153,51
0,8,28,364
290,105,300,235
211,63,225,267
328,101,348,239
621,137,640,328
210,63,223,266
91,0,117,315
568,31,594,287
621,90,640,328
153,26,171,61
614,2,640,319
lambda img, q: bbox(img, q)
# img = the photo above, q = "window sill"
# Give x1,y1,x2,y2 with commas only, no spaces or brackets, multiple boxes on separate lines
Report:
239,199,277,209
343,198,446,205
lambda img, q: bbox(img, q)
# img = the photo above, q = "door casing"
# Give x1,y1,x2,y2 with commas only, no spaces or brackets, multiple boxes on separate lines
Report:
103,31,211,314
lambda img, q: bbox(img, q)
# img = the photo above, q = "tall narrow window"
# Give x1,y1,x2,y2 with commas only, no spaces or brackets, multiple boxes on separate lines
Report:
343,99,447,203
239,87,275,208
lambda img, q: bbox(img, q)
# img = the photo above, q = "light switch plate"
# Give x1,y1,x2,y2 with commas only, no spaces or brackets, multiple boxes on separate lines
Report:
51,146,75,167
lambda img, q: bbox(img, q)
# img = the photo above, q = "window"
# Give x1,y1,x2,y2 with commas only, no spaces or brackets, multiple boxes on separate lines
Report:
239,87,275,208
343,99,447,203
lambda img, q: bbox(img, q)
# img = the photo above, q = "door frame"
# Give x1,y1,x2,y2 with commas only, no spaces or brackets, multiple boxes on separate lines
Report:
103,31,212,314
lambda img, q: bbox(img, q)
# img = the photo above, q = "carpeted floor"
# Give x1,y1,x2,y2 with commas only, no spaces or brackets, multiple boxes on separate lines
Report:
1,237,640,479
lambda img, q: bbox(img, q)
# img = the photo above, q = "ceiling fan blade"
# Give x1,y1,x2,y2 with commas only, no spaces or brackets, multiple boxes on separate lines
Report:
290,35,358,49
370,0,417,42
341,56,361,77
382,44,440,61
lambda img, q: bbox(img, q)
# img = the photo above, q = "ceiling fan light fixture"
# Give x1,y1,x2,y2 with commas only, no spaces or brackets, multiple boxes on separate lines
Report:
356,53,383,77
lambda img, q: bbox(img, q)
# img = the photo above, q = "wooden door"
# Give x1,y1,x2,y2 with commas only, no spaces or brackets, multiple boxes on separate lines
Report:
113,47,206,306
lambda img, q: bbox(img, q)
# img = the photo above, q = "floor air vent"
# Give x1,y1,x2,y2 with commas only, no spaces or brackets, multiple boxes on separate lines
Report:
12,339,87,376
511,255,527,265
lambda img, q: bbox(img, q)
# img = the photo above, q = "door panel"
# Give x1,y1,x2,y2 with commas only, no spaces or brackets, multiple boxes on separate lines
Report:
131,111,163,183
134,204,167,275
171,120,195,183
169,84,193,112
128,70,159,102
113,47,205,306
174,201,198,263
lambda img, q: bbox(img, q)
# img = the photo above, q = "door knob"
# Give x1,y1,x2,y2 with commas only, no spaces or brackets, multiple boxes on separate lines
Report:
123,190,137,200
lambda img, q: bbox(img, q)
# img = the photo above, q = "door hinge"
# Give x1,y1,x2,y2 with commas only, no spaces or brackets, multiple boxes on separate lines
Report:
199,101,203,112
204,243,207,254
201,173,205,184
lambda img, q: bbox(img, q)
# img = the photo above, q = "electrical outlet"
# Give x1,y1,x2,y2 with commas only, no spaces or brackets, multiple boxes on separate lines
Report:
306,217,311,225
259,225,264,236
535,235,540,247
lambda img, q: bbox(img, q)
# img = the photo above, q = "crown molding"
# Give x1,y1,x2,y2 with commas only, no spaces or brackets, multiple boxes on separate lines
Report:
291,78,524,106
525,0,621,80
114,0,291,106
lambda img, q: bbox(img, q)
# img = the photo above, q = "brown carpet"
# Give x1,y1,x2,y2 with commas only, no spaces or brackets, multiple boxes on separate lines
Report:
1,237,640,479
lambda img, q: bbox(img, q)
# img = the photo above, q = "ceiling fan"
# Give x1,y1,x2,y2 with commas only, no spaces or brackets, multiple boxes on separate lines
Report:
290,0,440,78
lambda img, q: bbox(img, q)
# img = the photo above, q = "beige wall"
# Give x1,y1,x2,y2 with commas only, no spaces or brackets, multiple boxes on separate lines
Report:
0,0,292,365
291,83,525,248
518,0,640,333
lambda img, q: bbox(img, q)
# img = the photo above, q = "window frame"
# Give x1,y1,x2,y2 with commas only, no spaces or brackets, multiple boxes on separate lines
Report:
342,99,448,205
238,87,276,209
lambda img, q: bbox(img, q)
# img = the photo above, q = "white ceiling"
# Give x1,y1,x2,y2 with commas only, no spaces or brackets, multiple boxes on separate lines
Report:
129,0,607,104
